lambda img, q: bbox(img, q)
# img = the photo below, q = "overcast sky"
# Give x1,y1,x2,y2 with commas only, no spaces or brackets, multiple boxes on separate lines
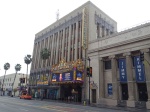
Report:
0,0,150,76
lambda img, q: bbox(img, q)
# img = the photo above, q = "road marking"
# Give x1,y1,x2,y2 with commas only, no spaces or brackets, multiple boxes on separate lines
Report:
20,108,29,111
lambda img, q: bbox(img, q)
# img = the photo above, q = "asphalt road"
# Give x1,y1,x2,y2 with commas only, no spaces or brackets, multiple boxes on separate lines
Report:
0,96,145,112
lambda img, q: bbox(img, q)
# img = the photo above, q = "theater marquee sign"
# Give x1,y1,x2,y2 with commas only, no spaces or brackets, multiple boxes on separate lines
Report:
51,59,84,84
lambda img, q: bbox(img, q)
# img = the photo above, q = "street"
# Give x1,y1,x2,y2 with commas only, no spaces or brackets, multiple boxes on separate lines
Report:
0,96,147,112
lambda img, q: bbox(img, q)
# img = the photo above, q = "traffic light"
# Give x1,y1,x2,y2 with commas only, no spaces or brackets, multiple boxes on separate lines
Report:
87,67,90,77
20,78,25,83
20,78,22,83
22,78,25,83
140,52,144,62
89,67,92,77
87,67,92,77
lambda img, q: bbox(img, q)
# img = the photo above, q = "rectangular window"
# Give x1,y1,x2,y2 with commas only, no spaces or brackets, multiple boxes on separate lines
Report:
106,29,109,36
104,60,111,69
132,56,135,67
102,26,105,37
97,23,100,38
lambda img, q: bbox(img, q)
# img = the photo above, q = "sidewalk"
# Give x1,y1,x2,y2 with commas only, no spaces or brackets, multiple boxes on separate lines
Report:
32,98,148,112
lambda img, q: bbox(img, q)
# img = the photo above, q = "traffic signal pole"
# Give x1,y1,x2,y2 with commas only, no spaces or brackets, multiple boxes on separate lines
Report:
87,57,91,105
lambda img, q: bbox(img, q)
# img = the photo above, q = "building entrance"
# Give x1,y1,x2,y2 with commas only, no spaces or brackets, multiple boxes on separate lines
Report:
92,89,96,103
49,89,58,100
60,84,82,102
138,83,148,101
121,83,128,100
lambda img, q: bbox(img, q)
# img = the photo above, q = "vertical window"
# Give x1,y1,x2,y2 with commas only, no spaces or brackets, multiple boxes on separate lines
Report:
106,29,109,36
66,51,68,61
104,60,111,70
97,23,100,38
102,26,105,37
132,56,135,67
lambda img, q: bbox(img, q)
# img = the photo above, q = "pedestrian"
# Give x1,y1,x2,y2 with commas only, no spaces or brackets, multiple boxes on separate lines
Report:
35,91,38,100
71,96,74,102
68,96,70,102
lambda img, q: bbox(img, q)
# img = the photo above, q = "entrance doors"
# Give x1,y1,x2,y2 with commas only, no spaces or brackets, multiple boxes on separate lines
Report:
121,84,128,100
49,89,58,100
138,83,148,101
92,89,96,103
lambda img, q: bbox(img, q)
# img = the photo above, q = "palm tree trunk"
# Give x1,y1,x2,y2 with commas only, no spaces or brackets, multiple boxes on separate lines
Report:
12,71,17,97
1,70,6,96
26,64,28,86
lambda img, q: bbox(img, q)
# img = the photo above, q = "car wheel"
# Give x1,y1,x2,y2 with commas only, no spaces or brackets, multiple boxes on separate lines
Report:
20,97,21,99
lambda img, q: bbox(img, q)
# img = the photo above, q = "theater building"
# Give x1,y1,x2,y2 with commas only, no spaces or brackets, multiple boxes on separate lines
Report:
29,1,150,109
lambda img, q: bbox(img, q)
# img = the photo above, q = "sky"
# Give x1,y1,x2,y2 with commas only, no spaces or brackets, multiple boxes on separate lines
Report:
0,0,150,76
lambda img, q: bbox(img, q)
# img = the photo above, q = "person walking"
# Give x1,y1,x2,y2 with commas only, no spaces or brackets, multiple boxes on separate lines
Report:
35,91,38,100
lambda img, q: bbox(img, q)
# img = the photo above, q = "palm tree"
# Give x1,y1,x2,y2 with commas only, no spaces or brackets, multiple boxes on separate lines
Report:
40,48,50,67
11,64,21,97
1,63,10,96
24,54,32,86
40,48,50,100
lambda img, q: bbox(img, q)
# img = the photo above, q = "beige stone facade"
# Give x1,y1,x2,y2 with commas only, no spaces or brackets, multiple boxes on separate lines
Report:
30,1,150,109
89,23,150,109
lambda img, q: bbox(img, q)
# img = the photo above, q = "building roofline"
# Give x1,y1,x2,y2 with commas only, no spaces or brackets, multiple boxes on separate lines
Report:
35,1,117,38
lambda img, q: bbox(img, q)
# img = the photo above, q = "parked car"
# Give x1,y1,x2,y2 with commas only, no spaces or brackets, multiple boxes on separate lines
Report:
20,91,32,100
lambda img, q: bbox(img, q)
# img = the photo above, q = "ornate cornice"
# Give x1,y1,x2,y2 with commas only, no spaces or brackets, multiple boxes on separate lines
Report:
51,59,84,73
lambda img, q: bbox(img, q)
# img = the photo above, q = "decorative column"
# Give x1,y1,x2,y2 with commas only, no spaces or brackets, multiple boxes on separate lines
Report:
110,55,118,101
143,49,150,109
61,29,65,60
99,57,105,99
46,36,50,67
75,22,78,60
124,52,135,107
71,25,74,61
37,41,42,68
79,21,82,59
50,34,54,66
56,32,59,64
67,25,71,62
